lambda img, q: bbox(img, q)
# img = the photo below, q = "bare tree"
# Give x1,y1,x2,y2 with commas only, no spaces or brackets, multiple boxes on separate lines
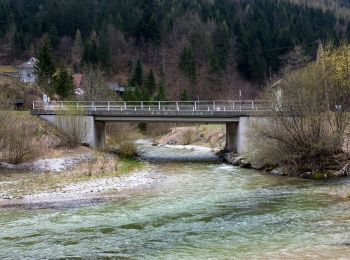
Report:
80,65,118,101
248,43,350,173
56,109,88,148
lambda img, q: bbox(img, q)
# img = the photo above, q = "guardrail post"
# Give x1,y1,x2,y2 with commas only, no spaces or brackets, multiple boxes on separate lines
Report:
141,101,144,110
213,101,216,111
176,101,179,111
252,101,254,111
233,101,235,111
158,101,161,111
32,102,35,110
194,101,197,111
108,102,110,111
61,101,64,110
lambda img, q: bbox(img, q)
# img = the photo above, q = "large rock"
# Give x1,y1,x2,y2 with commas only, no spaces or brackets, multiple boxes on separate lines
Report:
251,162,266,171
300,171,327,179
270,167,288,176
239,159,251,168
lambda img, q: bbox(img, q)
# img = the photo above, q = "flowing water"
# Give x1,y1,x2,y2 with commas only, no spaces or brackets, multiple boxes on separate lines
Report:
1,142,350,259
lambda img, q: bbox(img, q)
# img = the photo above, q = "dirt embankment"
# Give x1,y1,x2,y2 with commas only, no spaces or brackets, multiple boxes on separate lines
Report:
156,125,226,150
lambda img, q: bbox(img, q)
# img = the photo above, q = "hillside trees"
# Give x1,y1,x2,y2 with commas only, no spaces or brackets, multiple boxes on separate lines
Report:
178,46,196,83
0,0,349,97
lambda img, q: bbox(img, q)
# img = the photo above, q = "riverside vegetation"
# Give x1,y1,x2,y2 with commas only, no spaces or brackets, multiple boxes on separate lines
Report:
242,43,350,179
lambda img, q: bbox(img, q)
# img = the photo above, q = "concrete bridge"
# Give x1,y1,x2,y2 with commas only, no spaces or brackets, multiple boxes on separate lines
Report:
31,100,272,154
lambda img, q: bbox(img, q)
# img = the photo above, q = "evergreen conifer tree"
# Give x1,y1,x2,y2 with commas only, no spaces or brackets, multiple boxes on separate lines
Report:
145,69,156,94
34,36,56,92
130,59,143,87
72,29,83,68
156,70,166,100
98,25,112,71
180,89,188,101
82,31,98,65
52,68,74,100
178,46,196,82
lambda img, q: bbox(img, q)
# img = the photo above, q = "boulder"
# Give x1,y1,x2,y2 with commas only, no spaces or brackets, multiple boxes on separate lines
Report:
270,167,287,176
167,140,177,145
239,159,251,168
300,171,327,179
251,162,266,171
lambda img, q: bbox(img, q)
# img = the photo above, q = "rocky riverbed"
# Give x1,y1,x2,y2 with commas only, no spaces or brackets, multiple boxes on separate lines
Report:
224,152,350,179
0,153,93,173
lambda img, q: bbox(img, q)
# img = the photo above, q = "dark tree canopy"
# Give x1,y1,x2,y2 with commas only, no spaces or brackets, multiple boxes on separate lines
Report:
1,0,349,86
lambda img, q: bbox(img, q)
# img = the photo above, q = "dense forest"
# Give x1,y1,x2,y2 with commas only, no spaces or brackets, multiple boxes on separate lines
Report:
1,0,350,100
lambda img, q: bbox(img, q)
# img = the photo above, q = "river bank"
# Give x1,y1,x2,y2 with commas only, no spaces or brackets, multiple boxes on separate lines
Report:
1,161,350,259
224,152,350,180
0,145,150,206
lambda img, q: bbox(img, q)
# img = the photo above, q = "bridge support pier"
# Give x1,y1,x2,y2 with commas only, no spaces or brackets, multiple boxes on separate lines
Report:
226,122,238,153
226,117,249,154
94,121,106,148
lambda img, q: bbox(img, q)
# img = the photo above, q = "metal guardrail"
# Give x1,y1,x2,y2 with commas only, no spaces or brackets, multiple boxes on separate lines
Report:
32,100,274,112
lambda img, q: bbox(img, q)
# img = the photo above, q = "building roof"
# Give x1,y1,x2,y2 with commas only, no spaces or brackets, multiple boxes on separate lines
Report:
19,57,37,68
73,73,83,87
108,82,125,92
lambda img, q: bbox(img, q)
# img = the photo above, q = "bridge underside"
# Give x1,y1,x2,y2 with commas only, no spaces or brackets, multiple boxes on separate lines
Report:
39,115,249,155
94,116,239,123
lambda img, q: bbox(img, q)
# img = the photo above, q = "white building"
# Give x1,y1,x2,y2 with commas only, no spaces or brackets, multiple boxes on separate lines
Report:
18,57,37,83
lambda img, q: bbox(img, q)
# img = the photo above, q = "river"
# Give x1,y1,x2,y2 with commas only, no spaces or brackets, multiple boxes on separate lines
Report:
0,142,350,259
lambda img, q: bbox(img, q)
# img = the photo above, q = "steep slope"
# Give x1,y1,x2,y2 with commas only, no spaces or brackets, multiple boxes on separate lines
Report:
0,0,349,99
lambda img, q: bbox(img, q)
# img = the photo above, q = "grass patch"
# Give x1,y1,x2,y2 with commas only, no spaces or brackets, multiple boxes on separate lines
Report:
116,157,145,175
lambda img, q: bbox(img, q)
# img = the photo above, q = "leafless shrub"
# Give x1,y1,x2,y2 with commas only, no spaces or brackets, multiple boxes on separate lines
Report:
56,110,88,148
118,141,137,158
0,114,39,164
144,123,172,137
181,129,196,145
248,43,350,173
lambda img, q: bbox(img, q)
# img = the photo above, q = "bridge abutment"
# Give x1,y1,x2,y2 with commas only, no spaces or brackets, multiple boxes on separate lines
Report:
39,115,106,148
226,117,249,154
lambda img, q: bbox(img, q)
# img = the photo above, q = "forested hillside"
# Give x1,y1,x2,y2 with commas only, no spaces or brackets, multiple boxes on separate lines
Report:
1,0,350,100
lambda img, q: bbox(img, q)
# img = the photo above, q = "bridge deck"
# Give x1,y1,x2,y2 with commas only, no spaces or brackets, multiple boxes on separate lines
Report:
31,100,272,123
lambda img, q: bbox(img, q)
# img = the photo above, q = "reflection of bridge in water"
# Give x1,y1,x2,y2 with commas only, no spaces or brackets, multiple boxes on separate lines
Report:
31,100,273,154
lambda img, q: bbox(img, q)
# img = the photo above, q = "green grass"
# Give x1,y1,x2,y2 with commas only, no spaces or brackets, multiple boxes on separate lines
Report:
116,157,145,175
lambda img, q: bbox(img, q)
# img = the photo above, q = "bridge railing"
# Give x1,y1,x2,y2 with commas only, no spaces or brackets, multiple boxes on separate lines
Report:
32,100,274,112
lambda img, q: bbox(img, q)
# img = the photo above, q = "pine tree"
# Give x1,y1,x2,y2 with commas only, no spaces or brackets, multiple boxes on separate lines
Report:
82,31,98,65
210,23,230,74
178,46,196,82
145,69,156,94
72,29,83,68
157,84,166,100
156,70,166,100
130,59,143,87
34,36,56,92
52,68,74,100
180,89,188,101
98,25,112,71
